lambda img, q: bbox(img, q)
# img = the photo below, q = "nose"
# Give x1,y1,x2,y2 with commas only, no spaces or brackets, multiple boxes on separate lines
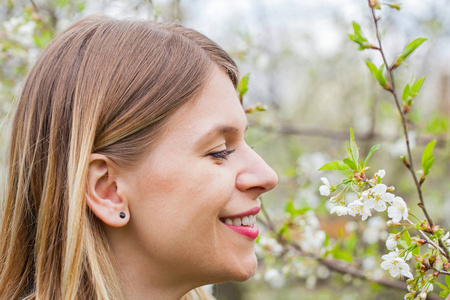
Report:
235,146,278,195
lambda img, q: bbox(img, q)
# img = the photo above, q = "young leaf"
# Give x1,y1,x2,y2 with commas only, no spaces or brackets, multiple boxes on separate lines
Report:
411,77,425,94
363,144,380,167
403,231,412,246
348,128,359,163
421,140,436,175
343,158,357,170
446,274,450,288
319,160,351,171
237,73,250,101
400,38,427,61
348,22,372,50
366,61,388,89
402,84,411,103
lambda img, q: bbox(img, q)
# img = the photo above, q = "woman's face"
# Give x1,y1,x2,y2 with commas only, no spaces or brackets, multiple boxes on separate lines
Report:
117,66,278,288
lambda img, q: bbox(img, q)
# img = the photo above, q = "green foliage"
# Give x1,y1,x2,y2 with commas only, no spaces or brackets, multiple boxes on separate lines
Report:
366,61,389,90
348,22,373,50
402,76,425,106
363,144,380,168
237,73,250,101
421,140,436,175
318,160,351,172
394,38,427,67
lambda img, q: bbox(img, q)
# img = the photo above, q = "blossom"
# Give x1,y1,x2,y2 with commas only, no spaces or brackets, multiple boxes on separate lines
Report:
443,232,450,248
375,169,386,178
319,177,331,196
365,184,395,212
385,234,398,250
347,200,371,221
381,251,413,278
330,205,349,216
387,196,408,223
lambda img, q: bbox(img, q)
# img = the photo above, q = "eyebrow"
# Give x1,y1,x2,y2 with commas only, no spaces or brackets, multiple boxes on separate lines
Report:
195,123,249,146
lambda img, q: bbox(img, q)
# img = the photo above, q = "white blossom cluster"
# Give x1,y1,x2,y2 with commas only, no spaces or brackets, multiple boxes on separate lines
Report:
320,170,408,223
320,170,417,280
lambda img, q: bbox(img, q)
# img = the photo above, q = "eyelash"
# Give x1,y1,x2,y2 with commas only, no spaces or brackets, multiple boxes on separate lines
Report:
207,149,235,160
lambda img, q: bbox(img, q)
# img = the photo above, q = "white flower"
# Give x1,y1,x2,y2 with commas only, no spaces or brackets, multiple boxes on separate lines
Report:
386,234,398,250
381,251,413,278
365,184,395,212
330,205,349,216
376,169,386,178
319,177,331,196
348,200,371,221
387,196,409,223
443,232,450,247
264,269,285,288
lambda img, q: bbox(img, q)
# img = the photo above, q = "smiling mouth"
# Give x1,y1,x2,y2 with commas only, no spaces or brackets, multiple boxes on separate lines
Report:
220,215,257,227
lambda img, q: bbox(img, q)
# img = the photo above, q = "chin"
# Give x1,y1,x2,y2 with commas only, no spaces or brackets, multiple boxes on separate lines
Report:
225,252,258,282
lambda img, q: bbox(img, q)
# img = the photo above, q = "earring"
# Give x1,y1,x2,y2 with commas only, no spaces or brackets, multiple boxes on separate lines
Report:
119,212,126,219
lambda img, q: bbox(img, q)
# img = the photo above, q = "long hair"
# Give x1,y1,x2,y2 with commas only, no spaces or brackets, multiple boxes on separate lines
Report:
0,15,238,300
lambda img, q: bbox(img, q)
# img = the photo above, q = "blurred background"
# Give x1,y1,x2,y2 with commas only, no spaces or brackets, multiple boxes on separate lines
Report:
1,0,449,299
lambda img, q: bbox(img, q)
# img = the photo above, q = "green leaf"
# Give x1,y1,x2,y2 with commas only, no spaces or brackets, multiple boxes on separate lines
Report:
439,290,449,298
421,140,436,175
436,282,449,291
366,61,388,88
412,246,420,256
343,158,357,170
333,250,353,263
411,77,425,94
387,3,401,10
446,274,450,288
237,73,250,100
400,38,427,61
319,160,351,171
348,22,371,50
402,84,411,102
398,239,408,249
345,128,359,167
403,231,412,246
363,144,380,167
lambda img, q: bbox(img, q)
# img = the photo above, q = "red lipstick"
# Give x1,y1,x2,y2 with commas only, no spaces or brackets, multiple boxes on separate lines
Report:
220,206,260,239
223,223,259,239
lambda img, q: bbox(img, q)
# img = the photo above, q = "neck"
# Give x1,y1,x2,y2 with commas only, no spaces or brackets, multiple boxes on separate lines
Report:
105,227,196,300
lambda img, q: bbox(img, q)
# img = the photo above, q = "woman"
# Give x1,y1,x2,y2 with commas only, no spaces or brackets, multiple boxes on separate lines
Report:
0,15,277,299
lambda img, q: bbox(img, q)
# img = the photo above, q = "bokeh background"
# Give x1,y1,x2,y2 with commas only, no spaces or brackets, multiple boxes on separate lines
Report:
1,0,450,299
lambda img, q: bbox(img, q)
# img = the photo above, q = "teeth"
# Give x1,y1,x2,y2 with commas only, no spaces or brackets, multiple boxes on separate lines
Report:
222,215,257,227
249,215,256,224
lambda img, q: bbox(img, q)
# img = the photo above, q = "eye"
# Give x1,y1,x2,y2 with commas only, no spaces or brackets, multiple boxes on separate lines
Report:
207,149,235,160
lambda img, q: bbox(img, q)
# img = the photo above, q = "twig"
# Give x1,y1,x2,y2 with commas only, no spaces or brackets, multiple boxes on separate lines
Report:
368,3,449,260
405,219,448,258
369,5,433,227
258,201,416,295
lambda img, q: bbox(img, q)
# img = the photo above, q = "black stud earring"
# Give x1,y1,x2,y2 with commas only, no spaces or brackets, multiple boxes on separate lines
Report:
119,212,126,219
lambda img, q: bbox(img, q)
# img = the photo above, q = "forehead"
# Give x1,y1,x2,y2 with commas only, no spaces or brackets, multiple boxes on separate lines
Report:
162,67,247,140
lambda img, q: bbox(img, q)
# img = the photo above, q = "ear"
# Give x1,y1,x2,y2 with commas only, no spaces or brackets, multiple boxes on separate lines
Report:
86,153,129,227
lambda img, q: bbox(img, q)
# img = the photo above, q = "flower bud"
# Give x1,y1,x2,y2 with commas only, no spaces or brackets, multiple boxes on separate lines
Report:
387,220,400,227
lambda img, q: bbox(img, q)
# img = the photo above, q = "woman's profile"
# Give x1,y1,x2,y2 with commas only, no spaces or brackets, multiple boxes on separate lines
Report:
0,15,277,299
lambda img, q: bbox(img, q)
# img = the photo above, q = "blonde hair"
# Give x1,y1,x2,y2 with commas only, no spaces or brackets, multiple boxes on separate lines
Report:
0,15,238,300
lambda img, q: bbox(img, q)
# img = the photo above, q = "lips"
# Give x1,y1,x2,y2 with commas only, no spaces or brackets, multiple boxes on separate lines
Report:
219,207,260,239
